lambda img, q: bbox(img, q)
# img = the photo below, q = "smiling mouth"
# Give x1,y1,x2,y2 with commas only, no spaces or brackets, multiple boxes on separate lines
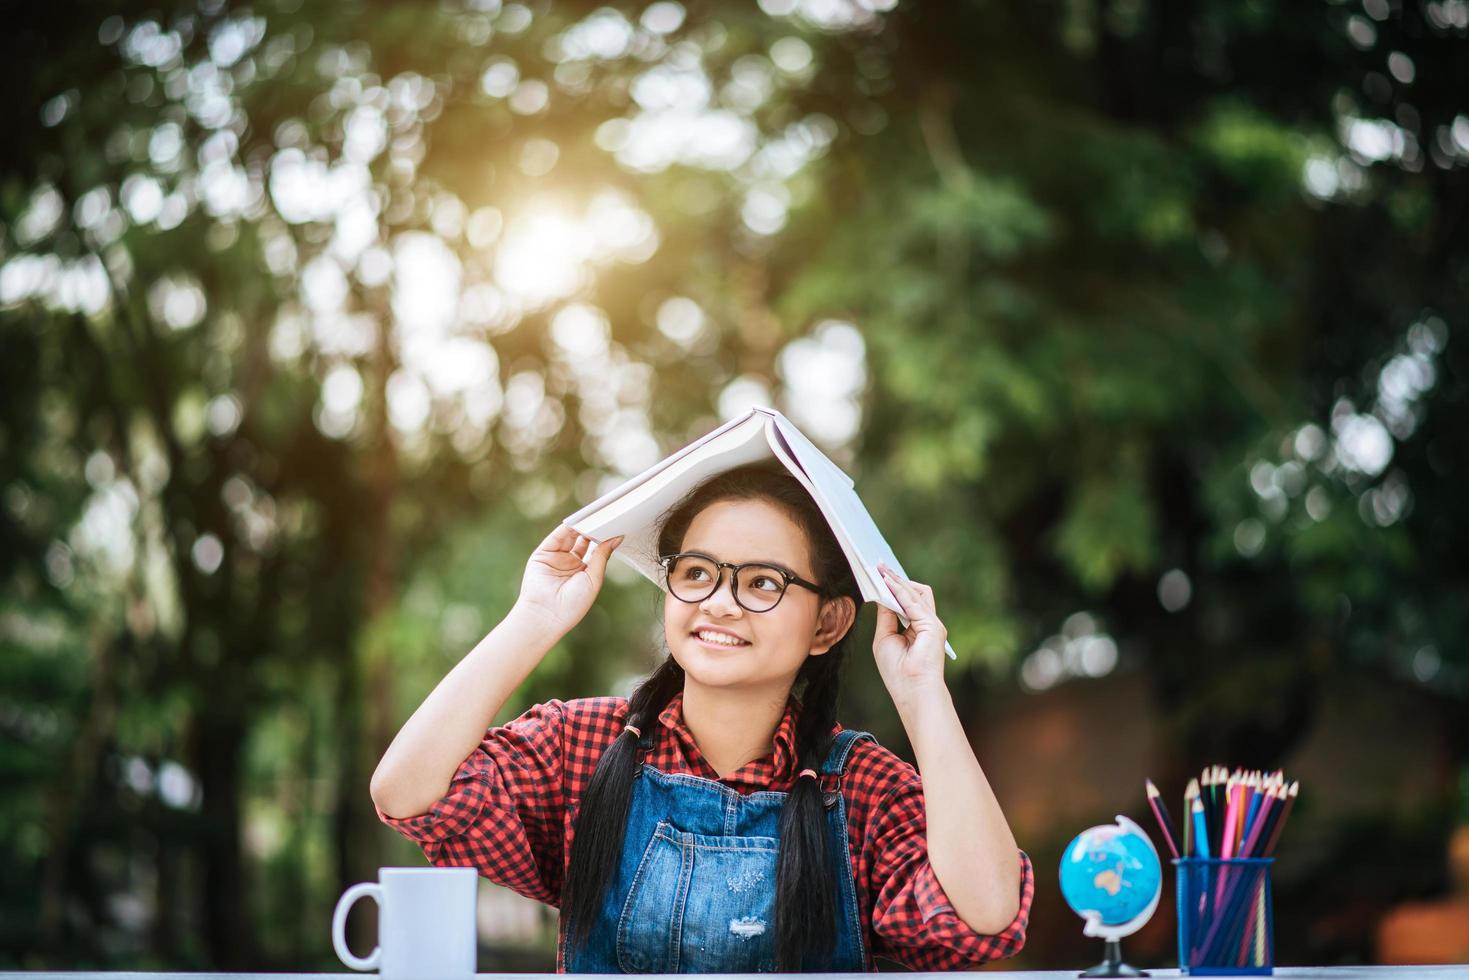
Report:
691,631,751,648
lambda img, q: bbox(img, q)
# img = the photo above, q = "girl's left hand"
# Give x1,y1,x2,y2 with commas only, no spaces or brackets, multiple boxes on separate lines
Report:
872,563,949,705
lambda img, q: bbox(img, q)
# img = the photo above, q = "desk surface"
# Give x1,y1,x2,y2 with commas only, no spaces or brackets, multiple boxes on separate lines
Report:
3,969,1467,979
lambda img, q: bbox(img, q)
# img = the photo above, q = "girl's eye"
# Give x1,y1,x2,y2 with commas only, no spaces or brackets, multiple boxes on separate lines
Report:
752,575,780,591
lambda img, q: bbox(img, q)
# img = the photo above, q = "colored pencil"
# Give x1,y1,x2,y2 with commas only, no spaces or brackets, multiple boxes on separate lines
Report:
1146,779,1182,859
1192,796,1210,859
1254,881,1268,965
1183,778,1199,857
1213,774,1240,912
1251,785,1288,859
1238,782,1279,859
1213,766,1228,857
1261,781,1298,857
1201,767,1217,857
1234,774,1251,854
1242,773,1264,846
1234,886,1256,965
1220,774,1239,860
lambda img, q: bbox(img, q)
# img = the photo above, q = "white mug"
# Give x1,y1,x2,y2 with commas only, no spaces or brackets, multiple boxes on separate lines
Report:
332,866,479,980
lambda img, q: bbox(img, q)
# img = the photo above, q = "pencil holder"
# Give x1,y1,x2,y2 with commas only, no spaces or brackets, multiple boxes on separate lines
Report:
1173,857,1274,975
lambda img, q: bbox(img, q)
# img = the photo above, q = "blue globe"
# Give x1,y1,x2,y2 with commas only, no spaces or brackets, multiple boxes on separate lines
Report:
1059,816,1163,938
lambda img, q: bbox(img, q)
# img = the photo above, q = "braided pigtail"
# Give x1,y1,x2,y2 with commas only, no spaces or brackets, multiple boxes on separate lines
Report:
774,641,848,969
562,655,684,951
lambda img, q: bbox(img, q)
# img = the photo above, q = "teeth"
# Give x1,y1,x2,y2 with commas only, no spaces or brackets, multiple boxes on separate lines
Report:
696,630,748,647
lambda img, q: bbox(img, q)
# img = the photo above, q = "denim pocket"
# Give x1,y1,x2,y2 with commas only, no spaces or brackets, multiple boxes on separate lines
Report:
616,819,781,973
616,820,687,973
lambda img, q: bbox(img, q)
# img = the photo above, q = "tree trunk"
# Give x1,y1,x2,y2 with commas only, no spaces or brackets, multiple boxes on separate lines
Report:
197,712,253,968
39,620,117,949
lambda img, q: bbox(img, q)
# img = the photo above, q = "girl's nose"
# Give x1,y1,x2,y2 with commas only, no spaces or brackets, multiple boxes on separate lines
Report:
699,569,744,617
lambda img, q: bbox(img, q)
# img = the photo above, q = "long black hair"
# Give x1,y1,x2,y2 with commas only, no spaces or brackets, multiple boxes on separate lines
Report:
560,461,862,970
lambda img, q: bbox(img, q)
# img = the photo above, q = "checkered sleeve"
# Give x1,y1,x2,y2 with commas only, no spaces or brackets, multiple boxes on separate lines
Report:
865,777,1034,970
374,698,568,907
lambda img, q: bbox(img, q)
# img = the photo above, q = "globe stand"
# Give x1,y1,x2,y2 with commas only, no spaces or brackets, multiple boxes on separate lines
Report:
1079,938,1148,978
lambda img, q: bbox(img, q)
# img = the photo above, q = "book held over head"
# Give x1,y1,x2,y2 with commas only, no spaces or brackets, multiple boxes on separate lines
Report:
563,405,958,660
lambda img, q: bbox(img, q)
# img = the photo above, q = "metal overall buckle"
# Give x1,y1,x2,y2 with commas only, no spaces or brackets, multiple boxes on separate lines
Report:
822,773,841,810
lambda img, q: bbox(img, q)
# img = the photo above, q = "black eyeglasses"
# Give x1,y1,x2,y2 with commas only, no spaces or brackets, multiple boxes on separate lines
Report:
657,551,824,613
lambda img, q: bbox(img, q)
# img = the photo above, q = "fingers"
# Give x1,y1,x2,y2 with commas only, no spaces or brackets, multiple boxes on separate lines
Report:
571,533,591,561
878,564,941,636
874,603,900,641
584,534,624,579
540,524,616,563
537,523,580,552
577,531,622,560
878,564,928,608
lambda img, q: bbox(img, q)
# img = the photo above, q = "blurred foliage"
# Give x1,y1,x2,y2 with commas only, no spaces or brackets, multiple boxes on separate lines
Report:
1,0,1467,970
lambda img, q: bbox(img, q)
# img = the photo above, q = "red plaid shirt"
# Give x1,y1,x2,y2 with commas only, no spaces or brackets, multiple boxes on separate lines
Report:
377,691,1033,971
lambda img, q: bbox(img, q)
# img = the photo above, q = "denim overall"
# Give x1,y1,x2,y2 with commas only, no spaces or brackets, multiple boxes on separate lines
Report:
561,727,876,973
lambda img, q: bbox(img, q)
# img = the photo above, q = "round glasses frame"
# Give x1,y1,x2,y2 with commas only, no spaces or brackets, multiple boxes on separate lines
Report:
657,552,825,613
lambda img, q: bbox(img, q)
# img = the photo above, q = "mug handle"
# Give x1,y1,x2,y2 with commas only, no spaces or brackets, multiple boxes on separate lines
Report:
332,882,383,971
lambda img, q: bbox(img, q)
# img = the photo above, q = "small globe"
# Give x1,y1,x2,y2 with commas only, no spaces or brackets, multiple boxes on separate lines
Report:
1059,815,1162,940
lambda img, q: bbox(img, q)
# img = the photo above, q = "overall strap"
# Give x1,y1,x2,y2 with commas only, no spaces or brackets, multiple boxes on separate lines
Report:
819,728,875,776
817,728,874,970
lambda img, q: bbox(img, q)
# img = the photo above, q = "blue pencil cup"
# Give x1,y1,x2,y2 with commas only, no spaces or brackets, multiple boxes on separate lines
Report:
1173,857,1275,975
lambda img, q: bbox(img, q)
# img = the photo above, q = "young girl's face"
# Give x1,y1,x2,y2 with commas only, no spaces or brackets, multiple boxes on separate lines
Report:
664,497,851,698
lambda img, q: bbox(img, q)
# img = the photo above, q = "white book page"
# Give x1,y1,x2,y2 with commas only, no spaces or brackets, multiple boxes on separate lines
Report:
769,415,894,597
765,420,875,598
770,413,957,659
563,410,773,585
566,409,757,521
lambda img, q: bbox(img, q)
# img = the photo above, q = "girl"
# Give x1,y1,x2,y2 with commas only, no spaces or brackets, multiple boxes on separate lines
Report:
371,463,1033,972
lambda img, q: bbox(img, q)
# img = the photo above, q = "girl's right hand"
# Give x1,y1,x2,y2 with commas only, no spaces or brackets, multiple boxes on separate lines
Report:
511,524,625,638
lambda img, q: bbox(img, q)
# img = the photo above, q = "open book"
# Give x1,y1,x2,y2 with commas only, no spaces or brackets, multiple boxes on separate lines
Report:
563,406,957,659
